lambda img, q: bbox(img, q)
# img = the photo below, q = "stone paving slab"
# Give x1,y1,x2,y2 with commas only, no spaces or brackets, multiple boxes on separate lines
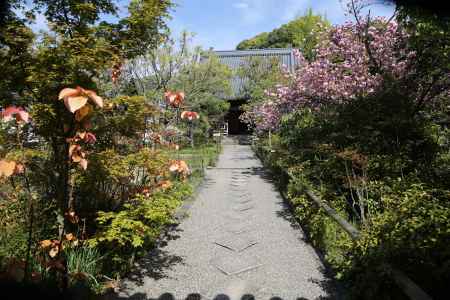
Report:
225,211,254,222
214,232,258,252
232,203,254,212
223,222,254,235
210,252,263,275
231,198,252,205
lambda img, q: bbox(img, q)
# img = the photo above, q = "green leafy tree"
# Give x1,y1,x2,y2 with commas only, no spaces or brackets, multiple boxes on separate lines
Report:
0,0,173,288
119,31,232,135
236,32,269,50
236,8,330,60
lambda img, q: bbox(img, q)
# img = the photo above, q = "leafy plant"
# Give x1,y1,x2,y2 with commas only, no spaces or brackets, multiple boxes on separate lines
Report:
88,182,192,276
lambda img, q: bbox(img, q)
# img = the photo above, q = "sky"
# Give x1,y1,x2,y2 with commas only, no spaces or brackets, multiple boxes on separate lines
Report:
168,0,396,50
29,0,396,50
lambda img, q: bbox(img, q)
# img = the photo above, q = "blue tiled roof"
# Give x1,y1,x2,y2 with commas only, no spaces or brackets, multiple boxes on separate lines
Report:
212,48,299,100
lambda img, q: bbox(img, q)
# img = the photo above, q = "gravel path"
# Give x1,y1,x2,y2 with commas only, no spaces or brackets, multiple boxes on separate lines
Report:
116,136,337,300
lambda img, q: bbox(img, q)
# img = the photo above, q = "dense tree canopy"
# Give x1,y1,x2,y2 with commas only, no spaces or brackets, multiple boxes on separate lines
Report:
236,9,330,60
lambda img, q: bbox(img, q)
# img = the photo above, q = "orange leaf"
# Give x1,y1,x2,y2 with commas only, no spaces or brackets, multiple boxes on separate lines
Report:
75,104,91,121
85,90,103,108
0,160,16,178
17,110,30,123
39,240,53,249
84,132,96,144
71,154,82,163
165,91,185,107
14,163,24,174
79,158,88,170
180,111,199,120
169,163,179,172
69,144,79,158
65,233,75,241
77,132,87,139
158,180,172,190
49,247,59,258
58,88,79,100
179,160,189,170
64,96,88,113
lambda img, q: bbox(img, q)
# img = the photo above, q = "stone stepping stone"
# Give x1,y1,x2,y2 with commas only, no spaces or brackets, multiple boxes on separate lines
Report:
231,197,252,205
214,232,257,252
230,198,252,207
231,175,249,179
210,252,263,276
230,192,248,197
232,203,254,212
230,189,247,194
231,177,248,182
230,188,246,191
231,191,251,197
230,185,247,189
231,177,249,181
225,222,253,234
230,185,246,190
231,176,247,180
231,171,249,175
231,182,246,186
226,212,252,221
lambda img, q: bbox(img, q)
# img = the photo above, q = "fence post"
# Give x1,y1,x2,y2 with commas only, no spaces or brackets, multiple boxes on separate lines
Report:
268,130,272,150
299,184,433,300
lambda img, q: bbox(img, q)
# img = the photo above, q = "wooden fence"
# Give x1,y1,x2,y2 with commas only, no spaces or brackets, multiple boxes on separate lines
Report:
301,187,432,300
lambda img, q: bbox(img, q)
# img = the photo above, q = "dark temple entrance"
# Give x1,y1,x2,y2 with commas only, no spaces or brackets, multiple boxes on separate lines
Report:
225,99,249,135
212,48,299,135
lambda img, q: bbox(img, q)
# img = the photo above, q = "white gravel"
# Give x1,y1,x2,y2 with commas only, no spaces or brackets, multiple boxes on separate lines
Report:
117,137,337,300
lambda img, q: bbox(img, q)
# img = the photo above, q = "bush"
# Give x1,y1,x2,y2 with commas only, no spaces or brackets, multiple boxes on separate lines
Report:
255,133,450,299
88,182,192,276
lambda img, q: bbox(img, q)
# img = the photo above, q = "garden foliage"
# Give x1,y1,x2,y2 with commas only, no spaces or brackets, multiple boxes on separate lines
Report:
248,1,450,298
0,0,222,295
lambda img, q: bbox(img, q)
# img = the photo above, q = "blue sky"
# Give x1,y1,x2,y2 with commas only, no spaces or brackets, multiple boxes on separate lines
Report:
30,0,395,50
168,0,395,50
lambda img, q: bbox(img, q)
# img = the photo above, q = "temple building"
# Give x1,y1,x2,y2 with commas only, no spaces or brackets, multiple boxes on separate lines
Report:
213,48,299,134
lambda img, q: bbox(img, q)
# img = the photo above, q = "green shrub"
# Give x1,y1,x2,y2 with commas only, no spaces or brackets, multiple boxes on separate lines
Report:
255,134,450,299
88,182,192,276
346,182,450,299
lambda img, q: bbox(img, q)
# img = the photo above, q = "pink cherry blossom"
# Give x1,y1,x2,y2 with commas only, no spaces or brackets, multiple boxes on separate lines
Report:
249,18,416,131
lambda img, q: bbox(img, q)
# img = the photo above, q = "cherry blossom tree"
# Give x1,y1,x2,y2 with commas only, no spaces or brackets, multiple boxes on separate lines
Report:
249,17,417,131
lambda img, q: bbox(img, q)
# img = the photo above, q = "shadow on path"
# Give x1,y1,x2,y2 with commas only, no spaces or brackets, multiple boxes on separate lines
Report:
104,291,333,300
125,225,185,287
240,164,345,299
